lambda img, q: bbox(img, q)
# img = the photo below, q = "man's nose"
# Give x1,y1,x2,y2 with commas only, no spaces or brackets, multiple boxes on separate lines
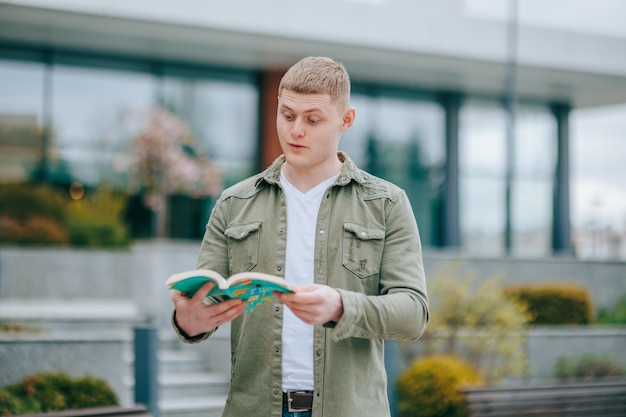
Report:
291,118,305,138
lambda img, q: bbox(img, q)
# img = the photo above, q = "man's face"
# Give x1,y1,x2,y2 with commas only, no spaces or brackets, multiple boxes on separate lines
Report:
276,89,354,172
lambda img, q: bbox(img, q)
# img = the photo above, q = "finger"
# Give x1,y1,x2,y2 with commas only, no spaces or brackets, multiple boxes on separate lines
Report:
192,281,216,301
171,289,189,302
210,299,247,325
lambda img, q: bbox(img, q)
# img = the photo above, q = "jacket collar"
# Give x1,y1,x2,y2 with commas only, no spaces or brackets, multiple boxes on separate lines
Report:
255,152,368,188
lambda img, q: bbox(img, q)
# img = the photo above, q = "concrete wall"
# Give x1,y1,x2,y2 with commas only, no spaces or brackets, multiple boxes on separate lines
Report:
0,330,134,406
399,325,626,381
525,326,626,379
1,243,625,324
0,242,625,400
0,241,200,329
422,251,626,312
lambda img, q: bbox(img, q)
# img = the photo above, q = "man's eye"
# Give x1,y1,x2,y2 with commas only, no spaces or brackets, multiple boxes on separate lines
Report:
283,113,294,120
308,118,320,124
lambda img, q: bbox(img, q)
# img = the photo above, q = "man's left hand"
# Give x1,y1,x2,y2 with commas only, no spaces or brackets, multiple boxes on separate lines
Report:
275,284,343,325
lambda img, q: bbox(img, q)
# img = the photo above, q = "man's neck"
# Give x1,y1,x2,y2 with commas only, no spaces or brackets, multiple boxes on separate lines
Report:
281,159,342,193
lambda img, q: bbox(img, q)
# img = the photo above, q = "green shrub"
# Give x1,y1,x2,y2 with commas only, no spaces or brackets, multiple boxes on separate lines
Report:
555,353,626,380
0,389,33,416
503,283,593,325
65,187,130,248
0,216,70,246
3,374,67,412
397,355,483,417
0,184,67,224
63,376,119,409
597,295,626,324
0,183,130,248
66,187,128,224
0,372,118,415
67,218,130,248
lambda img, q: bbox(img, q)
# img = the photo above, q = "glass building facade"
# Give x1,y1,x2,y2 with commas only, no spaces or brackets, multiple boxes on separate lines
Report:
0,46,570,257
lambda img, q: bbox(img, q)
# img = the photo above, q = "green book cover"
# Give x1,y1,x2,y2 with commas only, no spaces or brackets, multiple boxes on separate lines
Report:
166,269,294,312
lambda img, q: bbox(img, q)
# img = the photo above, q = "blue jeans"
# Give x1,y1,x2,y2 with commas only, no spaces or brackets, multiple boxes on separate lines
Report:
282,406,312,417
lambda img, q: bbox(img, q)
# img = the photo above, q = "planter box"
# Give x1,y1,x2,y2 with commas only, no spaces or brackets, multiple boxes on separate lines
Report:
0,330,134,407
399,326,626,381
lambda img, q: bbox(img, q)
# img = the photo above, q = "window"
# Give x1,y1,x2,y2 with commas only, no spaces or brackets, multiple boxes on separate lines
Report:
459,100,507,256
0,52,261,239
50,63,155,188
0,59,45,183
159,69,259,238
341,90,445,246
511,105,556,257
161,70,259,188
459,100,556,257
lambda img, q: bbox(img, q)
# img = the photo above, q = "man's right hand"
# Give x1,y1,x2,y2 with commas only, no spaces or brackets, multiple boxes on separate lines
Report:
171,281,247,337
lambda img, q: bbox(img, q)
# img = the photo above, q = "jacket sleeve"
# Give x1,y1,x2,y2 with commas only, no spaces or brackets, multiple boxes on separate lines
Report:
170,198,230,343
329,190,429,342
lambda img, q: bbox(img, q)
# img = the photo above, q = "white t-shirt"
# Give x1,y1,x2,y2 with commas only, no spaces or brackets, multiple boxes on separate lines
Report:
280,168,338,391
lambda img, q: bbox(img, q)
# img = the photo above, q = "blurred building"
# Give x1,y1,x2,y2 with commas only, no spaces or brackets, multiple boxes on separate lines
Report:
1,0,625,257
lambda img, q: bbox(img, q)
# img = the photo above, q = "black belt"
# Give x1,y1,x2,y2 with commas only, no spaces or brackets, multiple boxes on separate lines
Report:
283,390,314,412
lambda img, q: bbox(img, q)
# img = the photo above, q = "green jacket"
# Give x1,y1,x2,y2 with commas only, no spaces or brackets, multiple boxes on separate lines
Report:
173,152,429,417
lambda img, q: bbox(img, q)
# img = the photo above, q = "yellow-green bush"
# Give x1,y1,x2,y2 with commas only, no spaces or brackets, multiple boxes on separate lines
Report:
503,283,593,325
0,372,118,415
412,264,531,382
397,355,483,417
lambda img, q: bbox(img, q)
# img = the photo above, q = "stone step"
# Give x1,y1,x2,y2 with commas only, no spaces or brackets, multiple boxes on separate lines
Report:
159,396,226,417
159,350,205,374
159,372,229,401
0,299,143,331
157,341,228,417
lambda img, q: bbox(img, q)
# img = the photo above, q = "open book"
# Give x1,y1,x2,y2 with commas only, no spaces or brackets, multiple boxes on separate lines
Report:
165,269,295,312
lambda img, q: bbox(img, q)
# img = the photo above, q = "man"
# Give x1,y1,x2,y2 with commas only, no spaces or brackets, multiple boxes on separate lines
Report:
170,56,429,417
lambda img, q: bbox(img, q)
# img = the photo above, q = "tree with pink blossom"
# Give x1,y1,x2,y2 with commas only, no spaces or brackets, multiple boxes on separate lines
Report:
119,108,222,237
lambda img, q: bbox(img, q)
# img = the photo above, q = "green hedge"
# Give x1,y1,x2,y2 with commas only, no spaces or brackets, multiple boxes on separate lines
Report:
555,353,626,379
0,372,119,415
0,184,67,224
503,283,593,325
0,183,130,248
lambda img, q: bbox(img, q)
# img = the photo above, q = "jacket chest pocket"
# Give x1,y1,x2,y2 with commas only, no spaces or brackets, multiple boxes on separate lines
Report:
342,222,384,279
224,221,262,273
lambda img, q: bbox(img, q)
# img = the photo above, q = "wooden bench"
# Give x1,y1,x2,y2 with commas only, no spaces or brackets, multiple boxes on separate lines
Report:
15,405,153,417
461,379,626,417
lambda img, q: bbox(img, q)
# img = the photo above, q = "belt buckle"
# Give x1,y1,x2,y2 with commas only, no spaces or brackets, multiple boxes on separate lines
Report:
286,390,310,413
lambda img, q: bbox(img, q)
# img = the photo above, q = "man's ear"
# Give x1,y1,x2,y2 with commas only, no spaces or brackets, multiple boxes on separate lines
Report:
340,107,356,132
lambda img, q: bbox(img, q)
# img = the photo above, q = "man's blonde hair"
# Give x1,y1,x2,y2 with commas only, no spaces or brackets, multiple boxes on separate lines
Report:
278,56,351,110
